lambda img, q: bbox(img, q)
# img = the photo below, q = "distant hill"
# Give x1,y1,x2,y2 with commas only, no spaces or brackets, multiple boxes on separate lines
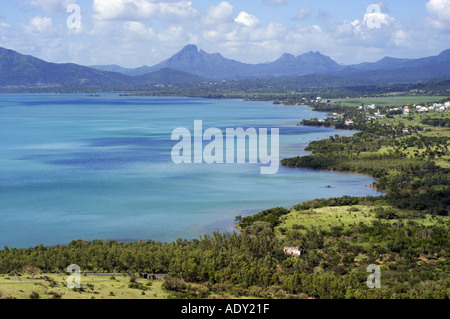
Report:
0,47,205,89
89,64,154,77
92,45,345,79
145,44,250,79
136,68,206,84
0,47,129,87
152,45,450,83
248,73,379,88
336,49,450,83
258,51,343,77
90,44,450,84
1,45,450,92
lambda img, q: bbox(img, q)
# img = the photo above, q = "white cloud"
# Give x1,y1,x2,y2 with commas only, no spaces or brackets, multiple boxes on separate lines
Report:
92,0,159,20
204,1,235,25
235,11,260,28
26,16,53,33
28,0,76,13
123,21,155,38
426,0,450,18
425,0,450,30
3,0,448,68
248,23,287,42
92,0,197,21
157,25,186,42
362,10,394,29
160,1,198,20
391,29,412,47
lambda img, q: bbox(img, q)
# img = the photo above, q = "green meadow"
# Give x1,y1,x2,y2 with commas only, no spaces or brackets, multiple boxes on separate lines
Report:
330,95,448,107
276,204,448,237
0,274,168,299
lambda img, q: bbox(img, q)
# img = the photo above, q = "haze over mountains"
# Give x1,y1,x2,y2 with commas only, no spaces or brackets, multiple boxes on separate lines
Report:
91,44,450,82
1,44,450,91
91,44,345,79
0,46,205,88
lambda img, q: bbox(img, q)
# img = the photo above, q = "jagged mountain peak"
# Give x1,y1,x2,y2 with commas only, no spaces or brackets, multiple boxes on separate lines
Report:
180,44,199,53
301,50,321,56
6,44,446,84
277,53,296,61
297,51,335,61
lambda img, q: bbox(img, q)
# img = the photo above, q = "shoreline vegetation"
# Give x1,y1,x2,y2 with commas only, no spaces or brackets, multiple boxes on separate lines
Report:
0,94,449,300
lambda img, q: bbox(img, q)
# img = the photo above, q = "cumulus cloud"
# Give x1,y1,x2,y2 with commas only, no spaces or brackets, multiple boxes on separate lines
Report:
92,0,158,20
362,9,394,29
204,1,235,25
123,21,155,38
25,16,54,33
92,0,197,21
391,29,413,47
3,0,449,68
426,0,450,18
425,0,450,30
159,1,198,20
235,11,260,28
28,0,76,13
334,5,396,42
157,25,188,43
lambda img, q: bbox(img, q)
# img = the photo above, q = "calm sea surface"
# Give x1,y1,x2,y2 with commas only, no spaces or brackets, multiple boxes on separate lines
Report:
0,94,382,248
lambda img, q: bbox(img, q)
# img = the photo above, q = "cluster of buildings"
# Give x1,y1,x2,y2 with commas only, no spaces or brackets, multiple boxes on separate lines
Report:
412,102,450,113
380,102,450,115
349,100,450,123
311,97,331,104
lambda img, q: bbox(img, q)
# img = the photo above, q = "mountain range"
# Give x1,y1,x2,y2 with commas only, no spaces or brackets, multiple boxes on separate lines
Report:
90,44,450,83
1,44,450,91
0,47,205,89
91,44,344,79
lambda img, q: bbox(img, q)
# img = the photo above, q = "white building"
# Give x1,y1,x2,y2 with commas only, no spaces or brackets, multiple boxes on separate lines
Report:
284,246,304,257
416,106,429,112
345,120,354,126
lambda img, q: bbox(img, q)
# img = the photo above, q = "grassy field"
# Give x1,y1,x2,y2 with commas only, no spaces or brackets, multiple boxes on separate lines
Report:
377,112,450,168
0,273,260,299
0,273,169,299
379,111,450,132
330,95,448,107
275,204,448,238
2,96,448,300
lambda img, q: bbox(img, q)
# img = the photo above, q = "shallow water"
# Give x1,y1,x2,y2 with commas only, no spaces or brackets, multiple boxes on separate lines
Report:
0,94,382,248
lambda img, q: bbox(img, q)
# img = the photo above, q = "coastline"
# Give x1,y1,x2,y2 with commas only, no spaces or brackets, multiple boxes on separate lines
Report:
1,94,448,301
0,94,384,249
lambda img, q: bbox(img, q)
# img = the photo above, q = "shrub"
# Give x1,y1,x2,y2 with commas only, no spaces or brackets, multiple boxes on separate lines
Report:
29,292,40,299
162,277,186,292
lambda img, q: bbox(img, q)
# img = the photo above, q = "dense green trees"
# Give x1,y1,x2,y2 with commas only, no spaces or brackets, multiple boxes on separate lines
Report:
422,118,450,128
1,214,448,299
1,102,448,299
282,121,450,216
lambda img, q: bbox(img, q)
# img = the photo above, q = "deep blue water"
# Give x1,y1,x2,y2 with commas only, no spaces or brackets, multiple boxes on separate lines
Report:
0,94,382,248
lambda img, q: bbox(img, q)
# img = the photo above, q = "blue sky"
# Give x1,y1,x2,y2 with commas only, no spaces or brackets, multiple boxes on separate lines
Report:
0,0,449,68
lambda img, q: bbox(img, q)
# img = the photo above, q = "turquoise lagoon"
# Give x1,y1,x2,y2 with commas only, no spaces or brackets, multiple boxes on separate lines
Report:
0,94,382,248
